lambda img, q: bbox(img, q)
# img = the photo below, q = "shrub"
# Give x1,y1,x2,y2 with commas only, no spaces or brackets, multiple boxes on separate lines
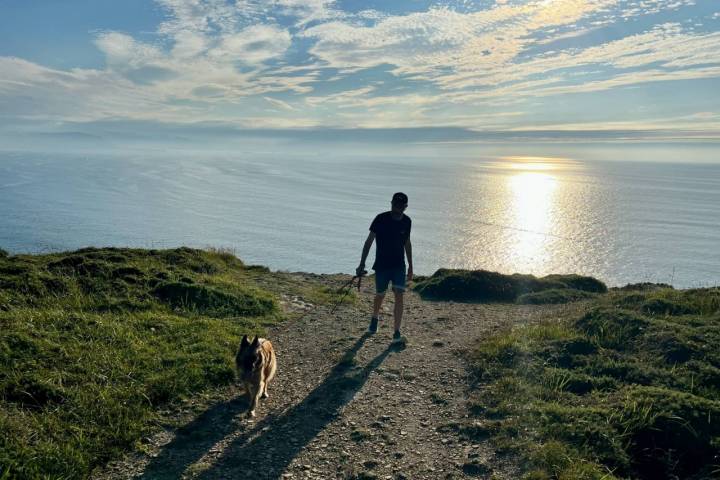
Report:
511,273,567,296
543,274,608,293
414,269,606,303
414,269,520,302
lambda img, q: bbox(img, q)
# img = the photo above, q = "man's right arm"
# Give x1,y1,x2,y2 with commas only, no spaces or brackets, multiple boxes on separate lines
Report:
357,231,375,276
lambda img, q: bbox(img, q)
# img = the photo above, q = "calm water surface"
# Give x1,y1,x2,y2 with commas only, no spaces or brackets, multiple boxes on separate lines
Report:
1,145,718,288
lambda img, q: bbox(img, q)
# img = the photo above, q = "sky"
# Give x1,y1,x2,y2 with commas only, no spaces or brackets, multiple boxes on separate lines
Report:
1,0,720,146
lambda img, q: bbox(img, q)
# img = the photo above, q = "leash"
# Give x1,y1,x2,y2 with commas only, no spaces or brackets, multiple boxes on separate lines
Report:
289,273,364,323
329,272,364,315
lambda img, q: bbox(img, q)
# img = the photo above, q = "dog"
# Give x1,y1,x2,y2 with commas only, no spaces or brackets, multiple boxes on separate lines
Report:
236,335,277,418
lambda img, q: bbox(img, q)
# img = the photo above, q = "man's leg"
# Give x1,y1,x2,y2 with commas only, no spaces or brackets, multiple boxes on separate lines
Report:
392,289,404,333
373,293,385,318
368,293,384,333
390,267,407,343
369,270,389,333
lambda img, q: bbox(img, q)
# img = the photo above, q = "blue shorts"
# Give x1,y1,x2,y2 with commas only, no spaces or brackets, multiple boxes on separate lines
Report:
375,267,406,294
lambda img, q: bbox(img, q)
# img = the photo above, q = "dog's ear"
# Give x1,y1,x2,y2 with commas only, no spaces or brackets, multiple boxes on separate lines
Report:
240,335,250,351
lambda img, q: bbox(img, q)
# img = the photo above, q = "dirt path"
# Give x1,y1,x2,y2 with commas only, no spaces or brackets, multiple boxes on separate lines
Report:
98,274,551,479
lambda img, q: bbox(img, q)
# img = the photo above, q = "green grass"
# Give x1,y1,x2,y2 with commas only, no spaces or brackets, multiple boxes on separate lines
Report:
0,247,339,479
466,286,720,480
414,269,606,303
517,289,598,305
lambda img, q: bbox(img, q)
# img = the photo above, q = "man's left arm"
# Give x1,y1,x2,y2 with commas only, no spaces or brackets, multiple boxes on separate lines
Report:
405,238,413,282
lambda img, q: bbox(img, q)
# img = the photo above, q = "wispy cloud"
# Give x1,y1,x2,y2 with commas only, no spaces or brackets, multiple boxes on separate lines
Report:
264,96,296,111
0,0,719,135
433,22,720,101
211,25,292,64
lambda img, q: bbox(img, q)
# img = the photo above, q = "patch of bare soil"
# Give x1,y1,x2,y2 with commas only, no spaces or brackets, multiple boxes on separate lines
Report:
96,274,569,480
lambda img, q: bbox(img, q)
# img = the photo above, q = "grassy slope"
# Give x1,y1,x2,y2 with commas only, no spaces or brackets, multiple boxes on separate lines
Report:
0,247,347,479
467,286,720,480
4,251,716,479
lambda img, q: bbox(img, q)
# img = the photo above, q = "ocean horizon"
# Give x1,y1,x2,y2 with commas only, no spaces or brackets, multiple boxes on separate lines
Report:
1,143,719,289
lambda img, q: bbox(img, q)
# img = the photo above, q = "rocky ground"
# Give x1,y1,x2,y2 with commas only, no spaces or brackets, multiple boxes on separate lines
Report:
96,273,571,480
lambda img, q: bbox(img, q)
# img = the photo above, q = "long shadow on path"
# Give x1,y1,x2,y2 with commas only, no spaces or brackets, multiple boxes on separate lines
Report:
138,395,250,479
196,332,397,479
140,332,396,479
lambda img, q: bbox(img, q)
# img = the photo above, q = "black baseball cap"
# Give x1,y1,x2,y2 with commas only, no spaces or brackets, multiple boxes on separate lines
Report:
391,192,408,205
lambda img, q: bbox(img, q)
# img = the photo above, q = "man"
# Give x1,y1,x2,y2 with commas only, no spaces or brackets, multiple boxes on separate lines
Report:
357,192,413,343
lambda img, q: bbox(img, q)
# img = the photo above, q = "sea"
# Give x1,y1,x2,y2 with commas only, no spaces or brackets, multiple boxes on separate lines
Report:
1,143,718,288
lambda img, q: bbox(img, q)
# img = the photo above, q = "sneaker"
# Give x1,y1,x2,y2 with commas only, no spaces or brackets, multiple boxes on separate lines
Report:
392,330,402,344
368,316,379,334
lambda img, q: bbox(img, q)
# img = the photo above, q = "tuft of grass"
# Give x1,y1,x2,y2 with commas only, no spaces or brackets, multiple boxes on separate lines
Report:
471,329,524,372
527,440,616,480
575,308,649,350
414,269,606,303
464,286,720,480
0,247,285,479
151,281,275,317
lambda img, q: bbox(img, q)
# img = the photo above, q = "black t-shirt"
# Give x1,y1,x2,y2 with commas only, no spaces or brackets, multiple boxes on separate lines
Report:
370,211,411,270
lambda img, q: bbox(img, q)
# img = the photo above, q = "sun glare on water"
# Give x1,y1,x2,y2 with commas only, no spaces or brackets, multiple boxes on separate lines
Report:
501,156,572,273
508,171,557,270
456,154,581,275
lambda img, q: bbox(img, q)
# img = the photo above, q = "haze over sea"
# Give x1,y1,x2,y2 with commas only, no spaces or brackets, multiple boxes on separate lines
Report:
1,143,718,289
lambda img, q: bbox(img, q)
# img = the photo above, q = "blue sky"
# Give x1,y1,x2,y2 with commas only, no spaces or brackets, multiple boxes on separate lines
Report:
1,0,719,144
